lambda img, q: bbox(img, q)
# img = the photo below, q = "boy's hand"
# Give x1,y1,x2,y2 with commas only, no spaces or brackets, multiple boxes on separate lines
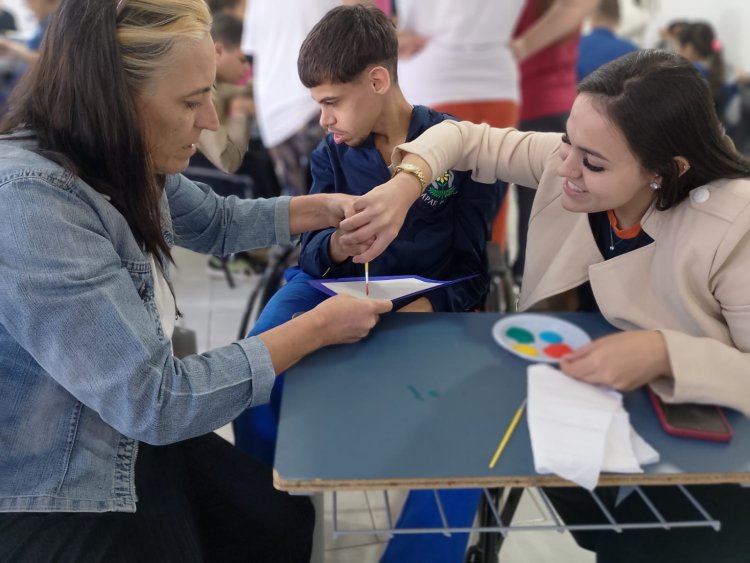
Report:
328,229,375,264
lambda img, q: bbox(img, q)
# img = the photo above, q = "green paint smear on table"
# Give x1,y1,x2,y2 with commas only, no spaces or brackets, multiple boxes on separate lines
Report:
506,326,535,344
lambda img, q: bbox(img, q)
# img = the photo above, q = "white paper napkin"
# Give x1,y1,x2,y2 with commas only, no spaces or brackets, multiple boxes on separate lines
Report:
527,364,659,490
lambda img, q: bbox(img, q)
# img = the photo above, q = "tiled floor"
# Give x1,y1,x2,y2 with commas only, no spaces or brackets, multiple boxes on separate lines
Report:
171,241,594,562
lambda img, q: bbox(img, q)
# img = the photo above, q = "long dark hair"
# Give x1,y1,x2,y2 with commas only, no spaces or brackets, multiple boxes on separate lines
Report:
579,49,750,211
1,0,210,261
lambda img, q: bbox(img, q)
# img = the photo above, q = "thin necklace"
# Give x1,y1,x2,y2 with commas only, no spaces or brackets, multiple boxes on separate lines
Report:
609,222,645,251
607,210,642,252
609,224,618,251
608,210,620,250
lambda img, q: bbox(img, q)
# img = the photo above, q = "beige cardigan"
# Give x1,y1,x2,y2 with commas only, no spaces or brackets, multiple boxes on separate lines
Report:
395,120,750,416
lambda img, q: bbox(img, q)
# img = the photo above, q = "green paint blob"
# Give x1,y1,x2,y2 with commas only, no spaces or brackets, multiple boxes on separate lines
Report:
506,326,535,344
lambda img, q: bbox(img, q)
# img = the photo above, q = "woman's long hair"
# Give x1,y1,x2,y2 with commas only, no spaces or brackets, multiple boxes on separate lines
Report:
1,0,211,261
579,49,750,211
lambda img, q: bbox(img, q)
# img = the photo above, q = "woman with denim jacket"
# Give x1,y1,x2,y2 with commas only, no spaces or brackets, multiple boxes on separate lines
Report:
0,0,392,560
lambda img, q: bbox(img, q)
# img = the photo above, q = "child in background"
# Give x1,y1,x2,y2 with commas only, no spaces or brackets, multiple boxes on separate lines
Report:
197,13,278,277
197,13,254,175
676,21,738,126
656,19,688,53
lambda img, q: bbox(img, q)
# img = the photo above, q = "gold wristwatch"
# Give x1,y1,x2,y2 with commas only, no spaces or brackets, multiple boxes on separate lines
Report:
392,162,427,193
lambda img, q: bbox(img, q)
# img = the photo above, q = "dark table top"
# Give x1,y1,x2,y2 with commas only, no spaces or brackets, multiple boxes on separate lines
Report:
274,312,750,492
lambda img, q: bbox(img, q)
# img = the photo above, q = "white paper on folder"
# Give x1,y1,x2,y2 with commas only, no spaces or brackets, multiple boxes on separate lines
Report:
317,278,442,301
527,364,659,490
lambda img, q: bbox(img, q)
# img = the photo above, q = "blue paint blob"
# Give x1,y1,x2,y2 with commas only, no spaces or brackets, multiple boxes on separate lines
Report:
539,330,563,344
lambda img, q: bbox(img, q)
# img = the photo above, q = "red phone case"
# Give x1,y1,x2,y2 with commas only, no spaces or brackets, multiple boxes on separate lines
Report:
648,388,732,442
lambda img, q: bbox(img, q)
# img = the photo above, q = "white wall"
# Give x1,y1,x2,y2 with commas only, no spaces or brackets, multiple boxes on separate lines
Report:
641,0,750,71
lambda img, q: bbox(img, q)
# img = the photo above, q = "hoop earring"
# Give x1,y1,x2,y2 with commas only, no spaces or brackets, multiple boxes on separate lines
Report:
650,181,660,191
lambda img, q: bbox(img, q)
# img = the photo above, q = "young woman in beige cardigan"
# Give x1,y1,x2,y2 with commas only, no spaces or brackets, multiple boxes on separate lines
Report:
340,50,750,561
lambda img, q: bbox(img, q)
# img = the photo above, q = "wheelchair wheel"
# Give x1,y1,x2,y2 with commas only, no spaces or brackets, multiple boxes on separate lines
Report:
237,245,298,339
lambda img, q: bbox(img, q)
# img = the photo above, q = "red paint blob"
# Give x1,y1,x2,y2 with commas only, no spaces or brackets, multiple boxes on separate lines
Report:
543,343,573,358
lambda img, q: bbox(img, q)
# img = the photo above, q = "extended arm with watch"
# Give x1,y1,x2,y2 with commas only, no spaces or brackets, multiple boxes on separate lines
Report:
337,156,436,263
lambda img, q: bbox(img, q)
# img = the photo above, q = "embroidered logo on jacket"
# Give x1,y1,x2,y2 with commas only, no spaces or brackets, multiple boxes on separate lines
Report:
421,170,456,207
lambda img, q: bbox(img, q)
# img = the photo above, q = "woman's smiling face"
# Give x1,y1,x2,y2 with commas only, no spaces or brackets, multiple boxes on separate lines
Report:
557,94,657,227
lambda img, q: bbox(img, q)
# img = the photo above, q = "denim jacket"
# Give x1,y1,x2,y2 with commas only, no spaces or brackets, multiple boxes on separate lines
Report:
0,134,292,512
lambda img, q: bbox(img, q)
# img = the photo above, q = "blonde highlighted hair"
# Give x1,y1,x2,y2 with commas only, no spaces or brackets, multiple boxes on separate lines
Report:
117,0,212,94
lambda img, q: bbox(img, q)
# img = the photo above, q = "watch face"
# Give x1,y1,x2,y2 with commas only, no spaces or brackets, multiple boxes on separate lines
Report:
395,164,425,189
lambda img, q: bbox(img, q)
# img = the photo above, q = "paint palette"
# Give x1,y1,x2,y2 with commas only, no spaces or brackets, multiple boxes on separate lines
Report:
491,314,591,363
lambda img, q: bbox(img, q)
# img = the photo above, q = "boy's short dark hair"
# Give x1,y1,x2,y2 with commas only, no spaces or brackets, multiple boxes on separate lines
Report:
210,13,243,49
298,4,398,88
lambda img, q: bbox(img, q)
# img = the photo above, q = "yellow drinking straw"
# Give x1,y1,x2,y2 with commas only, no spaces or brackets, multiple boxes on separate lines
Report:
365,262,369,296
488,399,527,469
